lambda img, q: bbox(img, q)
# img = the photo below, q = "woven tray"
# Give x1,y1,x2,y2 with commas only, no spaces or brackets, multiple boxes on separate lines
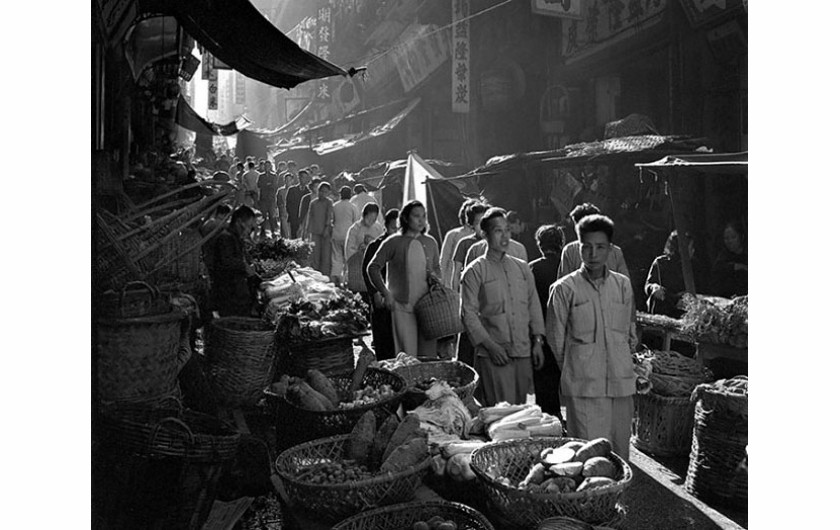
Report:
393,360,478,410
265,367,407,449
274,434,431,523
470,437,632,528
331,500,495,530
685,382,748,507
632,392,695,457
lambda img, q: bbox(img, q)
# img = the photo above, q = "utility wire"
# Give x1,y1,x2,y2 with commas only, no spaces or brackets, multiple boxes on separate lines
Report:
339,0,514,71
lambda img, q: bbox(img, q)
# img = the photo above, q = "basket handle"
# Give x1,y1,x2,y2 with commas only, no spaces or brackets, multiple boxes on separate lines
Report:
149,417,195,451
118,281,159,317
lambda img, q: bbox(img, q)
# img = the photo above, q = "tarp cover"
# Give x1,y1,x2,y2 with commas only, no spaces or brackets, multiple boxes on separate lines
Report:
176,95,249,136
144,0,347,89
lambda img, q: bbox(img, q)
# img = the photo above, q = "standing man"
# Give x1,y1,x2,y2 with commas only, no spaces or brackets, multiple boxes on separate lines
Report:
257,160,278,239
298,177,321,238
362,208,400,360
285,169,309,239
207,206,262,317
306,181,335,275
506,210,540,263
331,186,360,284
451,202,489,293
460,207,545,406
546,214,637,462
349,183,376,213
439,199,476,290
557,203,629,280
242,161,261,208
275,171,294,239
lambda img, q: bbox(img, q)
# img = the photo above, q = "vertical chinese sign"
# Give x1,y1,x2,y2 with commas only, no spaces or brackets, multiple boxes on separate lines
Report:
452,0,470,113
208,68,219,110
314,2,334,104
235,71,245,105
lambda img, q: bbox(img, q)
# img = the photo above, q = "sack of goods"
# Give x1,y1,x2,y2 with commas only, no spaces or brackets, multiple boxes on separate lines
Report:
633,349,714,397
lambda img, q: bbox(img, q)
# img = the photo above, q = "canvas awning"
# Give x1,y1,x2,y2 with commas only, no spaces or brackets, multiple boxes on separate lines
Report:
141,0,350,89
175,95,250,136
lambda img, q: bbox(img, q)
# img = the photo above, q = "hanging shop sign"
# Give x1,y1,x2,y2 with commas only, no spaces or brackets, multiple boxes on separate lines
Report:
531,0,583,19
561,0,668,65
235,71,245,104
208,68,219,110
391,24,450,94
314,2,335,102
451,0,470,113
680,0,745,28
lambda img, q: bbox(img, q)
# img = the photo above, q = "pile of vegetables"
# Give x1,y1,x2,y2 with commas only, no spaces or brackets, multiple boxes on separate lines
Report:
408,516,460,530
681,294,748,348
487,438,621,494
269,369,394,412
471,403,564,441
249,237,313,266
291,412,429,484
702,375,748,397
430,439,487,484
271,293,369,341
374,351,421,371
410,382,472,440
633,349,714,397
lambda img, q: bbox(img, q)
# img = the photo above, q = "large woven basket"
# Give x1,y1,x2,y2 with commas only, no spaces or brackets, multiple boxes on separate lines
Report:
98,281,171,319
96,308,186,404
95,404,240,530
414,282,463,340
283,335,356,377
265,367,407,449
470,437,633,529
331,500,495,530
393,360,478,409
685,378,748,507
274,434,431,523
205,317,278,407
632,391,695,457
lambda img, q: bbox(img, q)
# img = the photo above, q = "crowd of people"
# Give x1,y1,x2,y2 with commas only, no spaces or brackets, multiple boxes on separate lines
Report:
194,153,747,463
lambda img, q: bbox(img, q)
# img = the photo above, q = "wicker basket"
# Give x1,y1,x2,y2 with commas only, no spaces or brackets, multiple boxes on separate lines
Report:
98,281,171,319
95,404,240,530
470,437,633,529
331,500,495,530
537,514,623,530
345,251,367,293
284,335,356,377
265,367,407,449
96,308,186,404
393,360,478,410
685,379,748,507
205,317,278,407
414,282,463,340
274,434,431,523
632,391,695,457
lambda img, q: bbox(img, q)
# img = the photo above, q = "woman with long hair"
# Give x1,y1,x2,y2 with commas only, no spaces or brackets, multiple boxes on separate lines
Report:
367,201,442,358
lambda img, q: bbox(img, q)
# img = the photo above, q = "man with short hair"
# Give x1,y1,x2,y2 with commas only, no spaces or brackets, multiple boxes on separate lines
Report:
557,203,629,280
460,207,545,406
506,210,540,262
275,172,295,238
298,177,321,238
242,161,261,207
440,199,476,290
306,181,335,275
331,186,360,284
257,160,278,239
349,183,376,213
285,169,309,238
207,206,261,317
451,202,489,293
546,214,637,461
363,208,400,360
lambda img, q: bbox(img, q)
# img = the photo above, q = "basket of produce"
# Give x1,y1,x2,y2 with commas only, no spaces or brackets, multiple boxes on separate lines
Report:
286,335,356,377
205,317,278,407
681,294,748,348
470,437,633,528
685,376,748,507
632,391,696,457
95,402,240,530
274,413,431,523
96,306,187,404
414,279,463,340
394,360,479,410
331,500,495,530
264,364,407,447
633,349,714,397
537,515,621,530
250,237,314,271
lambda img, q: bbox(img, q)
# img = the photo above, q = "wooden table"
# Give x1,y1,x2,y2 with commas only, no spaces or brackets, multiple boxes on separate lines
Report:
636,322,696,351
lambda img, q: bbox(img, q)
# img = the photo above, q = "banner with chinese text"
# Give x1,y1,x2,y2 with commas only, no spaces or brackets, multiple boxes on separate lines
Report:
235,72,245,104
393,24,450,94
451,0,470,113
208,68,218,110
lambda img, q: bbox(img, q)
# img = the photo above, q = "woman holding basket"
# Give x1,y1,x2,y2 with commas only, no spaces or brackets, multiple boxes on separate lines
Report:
367,200,441,359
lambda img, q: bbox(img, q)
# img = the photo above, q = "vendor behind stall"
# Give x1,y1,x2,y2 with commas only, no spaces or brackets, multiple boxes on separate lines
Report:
711,221,748,298
207,205,261,317
644,230,707,318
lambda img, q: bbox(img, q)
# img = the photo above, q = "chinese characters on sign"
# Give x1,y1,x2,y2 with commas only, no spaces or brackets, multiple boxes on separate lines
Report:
235,71,245,104
314,2,334,102
208,68,218,110
451,0,470,113
392,24,450,93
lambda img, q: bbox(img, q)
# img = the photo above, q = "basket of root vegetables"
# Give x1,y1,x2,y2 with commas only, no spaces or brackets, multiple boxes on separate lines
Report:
469,437,632,529
275,412,431,523
265,363,407,447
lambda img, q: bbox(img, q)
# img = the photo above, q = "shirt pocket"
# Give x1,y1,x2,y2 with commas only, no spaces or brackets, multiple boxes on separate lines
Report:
510,270,529,309
570,299,596,344
609,297,631,334
482,278,504,315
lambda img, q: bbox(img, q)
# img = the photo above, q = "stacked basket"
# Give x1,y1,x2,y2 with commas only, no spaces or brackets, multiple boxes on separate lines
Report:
94,401,240,530
205,317,278,407
631,350,714,457
284,335,356,377
331,500,495,530
470,438,632,529
685,376,748,507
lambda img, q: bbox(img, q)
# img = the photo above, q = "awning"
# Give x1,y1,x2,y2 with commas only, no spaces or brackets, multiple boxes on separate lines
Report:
275,98,422,157
175,95,250,136
141,0,349,89
635,152,748,175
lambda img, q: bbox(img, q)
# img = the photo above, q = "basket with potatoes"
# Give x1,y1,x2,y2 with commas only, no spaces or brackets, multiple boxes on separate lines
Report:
469,437,632,528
